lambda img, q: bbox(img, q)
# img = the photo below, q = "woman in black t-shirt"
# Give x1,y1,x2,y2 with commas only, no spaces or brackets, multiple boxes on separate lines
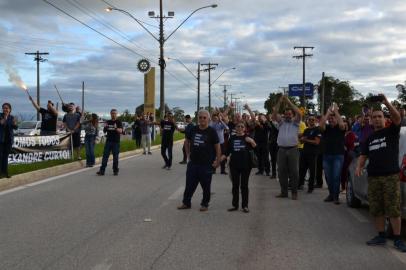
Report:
222,122,256,213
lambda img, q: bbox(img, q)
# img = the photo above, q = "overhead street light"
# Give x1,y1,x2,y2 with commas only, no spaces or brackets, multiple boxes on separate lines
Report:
106,3,217,120
211,67,236,87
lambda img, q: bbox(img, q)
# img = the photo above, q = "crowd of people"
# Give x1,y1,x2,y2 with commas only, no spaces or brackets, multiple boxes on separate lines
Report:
0,92,406,252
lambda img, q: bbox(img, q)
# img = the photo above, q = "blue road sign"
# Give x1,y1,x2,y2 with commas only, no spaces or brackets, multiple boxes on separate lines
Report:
288,83,314,97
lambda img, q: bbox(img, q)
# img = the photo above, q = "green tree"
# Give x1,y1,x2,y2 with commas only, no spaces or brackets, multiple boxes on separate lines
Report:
172,107,185,122
318,76,363,117
397,84,406,104
264,92,300,114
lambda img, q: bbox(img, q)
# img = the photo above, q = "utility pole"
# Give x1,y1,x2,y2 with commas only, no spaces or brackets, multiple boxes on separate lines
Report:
293,46,314,107
197,62,201,112
321,72,325,115
220,84,231,108
201,63,218,112
279,86,288,95
25,51,49,120
82,81,85,113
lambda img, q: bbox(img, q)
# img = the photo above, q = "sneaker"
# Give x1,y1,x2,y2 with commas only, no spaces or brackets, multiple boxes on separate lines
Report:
324,196,334,202
96,171,104,176
334,199,340,205
113,171,118,176
270,174,277,179
227,207,238,212
394,239,406,252
148,152,152,155
166,167,171,170
177,204,191,210
162,165,167,169
179,161,187,164
199,206,208,212
275,193,288,198
366,235,386,246
220,171,228,175
242,207,250,213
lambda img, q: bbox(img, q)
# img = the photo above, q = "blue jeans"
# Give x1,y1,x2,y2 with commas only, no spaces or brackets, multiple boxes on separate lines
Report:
84,135,96,166
182,162,213,207
100,141,120,173
323,154,344,200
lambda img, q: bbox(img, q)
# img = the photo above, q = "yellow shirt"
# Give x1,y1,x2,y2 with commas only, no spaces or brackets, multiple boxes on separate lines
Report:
297,121,307,149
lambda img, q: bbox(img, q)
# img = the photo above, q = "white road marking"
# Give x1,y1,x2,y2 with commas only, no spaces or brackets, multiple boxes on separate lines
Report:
168,186,184,200
346,208,369,223
0,152,146,197
91,262,112,270
388,247,406,265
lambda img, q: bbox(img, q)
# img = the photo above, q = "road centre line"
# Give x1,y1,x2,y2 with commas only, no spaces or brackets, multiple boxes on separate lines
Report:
0,152,145,197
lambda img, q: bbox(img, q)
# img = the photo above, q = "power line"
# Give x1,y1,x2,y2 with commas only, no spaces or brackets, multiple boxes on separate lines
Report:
42,0,152,61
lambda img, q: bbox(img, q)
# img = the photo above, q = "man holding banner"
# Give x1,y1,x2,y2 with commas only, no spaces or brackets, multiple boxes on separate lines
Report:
97,109,123,176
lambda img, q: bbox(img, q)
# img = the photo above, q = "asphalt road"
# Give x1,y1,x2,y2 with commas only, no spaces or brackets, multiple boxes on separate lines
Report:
1,144,406,270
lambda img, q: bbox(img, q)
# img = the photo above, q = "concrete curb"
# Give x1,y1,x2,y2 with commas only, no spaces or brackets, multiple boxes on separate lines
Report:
0,140,184,192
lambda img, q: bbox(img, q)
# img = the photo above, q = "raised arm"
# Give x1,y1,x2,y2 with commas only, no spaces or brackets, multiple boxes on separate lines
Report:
244,104,256,121
332,103,345,130
28,95,40,111
272,95,284,122
319,106,331,132
381,94,401,126
283,95,301,122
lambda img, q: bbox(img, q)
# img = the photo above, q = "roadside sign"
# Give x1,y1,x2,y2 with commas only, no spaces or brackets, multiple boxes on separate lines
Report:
288,83,314,97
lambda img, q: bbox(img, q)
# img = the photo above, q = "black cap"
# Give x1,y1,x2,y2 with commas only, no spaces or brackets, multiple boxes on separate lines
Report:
185,115,191,119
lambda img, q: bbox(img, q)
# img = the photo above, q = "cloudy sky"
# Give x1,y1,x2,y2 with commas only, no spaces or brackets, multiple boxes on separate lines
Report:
1,0,406,117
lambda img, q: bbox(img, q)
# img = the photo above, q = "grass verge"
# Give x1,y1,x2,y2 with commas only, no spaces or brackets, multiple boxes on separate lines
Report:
8,132,184,176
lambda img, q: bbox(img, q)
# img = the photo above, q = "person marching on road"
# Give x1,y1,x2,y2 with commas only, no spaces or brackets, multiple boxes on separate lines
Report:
222,121,256,213
319,103,346,204
97,109,123,176
28,96,58,135
179,115,194,164
298,115,321,193
178,110,221,212
272,95,302,200
355,94,406,252
160,112,176,170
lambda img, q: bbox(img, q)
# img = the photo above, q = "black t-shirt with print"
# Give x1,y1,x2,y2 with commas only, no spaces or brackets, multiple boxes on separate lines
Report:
303,126,322,155
161,120,175,146
226,135,252,169
361,123,400,176
104,119,123,143
322,125,345,155
39,108,57,132
186,126,219,165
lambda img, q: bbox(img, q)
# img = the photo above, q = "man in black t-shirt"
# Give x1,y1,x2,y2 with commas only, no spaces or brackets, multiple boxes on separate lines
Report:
298,115,321,192
177,110,221,212
28,96,58,135
356,94,406,252
160,112,176,169
97,109,123,176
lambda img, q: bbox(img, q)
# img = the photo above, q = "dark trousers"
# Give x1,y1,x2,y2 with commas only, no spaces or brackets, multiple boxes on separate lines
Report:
100,141,120,173
161,143,173,167
316,154,324,187
135,133,141,148
256,143,270,174
0,143,11,176
182,163,213,207
84,135,96,166
230,165,251,208
269,142,278,176
299,152,317,190
181,144,187,162
220,143,226,173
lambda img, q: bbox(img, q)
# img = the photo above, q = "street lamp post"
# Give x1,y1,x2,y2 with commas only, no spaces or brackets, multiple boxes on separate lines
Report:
107,3,217,120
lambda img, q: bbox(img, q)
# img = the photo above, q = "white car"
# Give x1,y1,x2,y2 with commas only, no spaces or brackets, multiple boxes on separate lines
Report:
176,122,185,132
16,121,41,136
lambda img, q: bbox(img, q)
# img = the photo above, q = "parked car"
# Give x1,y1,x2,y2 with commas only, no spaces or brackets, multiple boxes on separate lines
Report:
346,126,406,235
16,121,41,136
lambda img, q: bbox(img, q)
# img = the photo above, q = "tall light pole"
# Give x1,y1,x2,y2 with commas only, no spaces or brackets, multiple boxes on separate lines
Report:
106,3,217,120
